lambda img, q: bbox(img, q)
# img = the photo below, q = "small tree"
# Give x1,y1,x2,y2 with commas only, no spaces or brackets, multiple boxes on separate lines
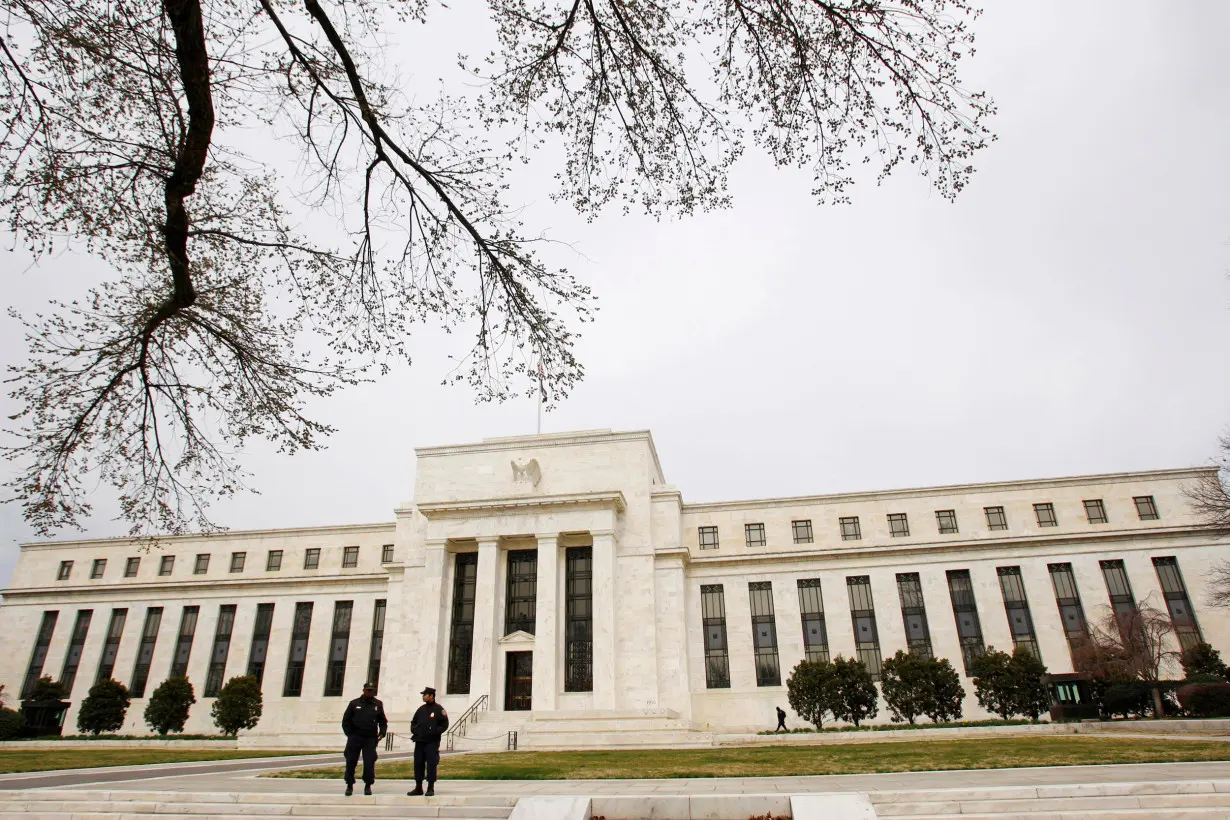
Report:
23,676,68,703
1075,598,1180,718
1008,648,1050,722
144,677,196,736
829,656,878,728
1181,643,1228,681
77,679,131,735
927,658,966,723
881,651,930,725
211,676,263,737
786,660,836,730
970,647,1015,719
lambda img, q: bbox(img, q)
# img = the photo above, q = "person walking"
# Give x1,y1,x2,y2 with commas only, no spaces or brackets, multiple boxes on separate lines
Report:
341,682,387,796
407,686,449,797
775,706,788,733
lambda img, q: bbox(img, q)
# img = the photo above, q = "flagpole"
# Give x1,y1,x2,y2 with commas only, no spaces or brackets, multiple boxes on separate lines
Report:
536,357,544,435
537,388,542,435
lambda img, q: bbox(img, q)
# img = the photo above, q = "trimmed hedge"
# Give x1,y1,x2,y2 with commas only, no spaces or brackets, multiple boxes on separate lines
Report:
0,708,26,740
1177,682,1230,718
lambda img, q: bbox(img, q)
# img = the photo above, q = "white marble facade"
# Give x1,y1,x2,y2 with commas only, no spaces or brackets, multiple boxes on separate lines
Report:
1,429,1226,741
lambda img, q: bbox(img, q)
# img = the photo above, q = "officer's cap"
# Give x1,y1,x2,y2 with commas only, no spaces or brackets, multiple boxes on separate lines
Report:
421,686,436,696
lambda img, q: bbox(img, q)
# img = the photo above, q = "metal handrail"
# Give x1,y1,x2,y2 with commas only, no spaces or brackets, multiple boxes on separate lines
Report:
444,693,488,751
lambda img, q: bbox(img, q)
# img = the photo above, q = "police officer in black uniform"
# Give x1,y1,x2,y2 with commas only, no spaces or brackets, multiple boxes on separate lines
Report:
406,686,449,797
341,682,388,796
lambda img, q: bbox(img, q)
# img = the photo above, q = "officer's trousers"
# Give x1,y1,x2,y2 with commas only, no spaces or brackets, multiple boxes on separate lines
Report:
344,735,379,785
413,741,440,784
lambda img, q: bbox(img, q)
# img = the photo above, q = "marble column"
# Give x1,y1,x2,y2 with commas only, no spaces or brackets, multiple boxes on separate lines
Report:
468,537,501,705
591,530,617,709
531,534,560,713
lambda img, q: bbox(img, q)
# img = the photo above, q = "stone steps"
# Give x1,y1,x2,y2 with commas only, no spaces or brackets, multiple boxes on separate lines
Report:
521,729,714,749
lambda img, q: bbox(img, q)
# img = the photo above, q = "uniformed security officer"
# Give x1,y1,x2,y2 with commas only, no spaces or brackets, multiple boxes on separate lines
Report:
341,682,388,796
406,686,449,797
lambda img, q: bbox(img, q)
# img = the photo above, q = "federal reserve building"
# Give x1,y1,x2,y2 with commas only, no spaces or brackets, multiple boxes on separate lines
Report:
0,429,1225,747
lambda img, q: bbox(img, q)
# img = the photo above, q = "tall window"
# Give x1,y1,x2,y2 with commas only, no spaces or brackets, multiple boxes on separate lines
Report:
129,607,163,697
504,549,538,635
797,579,829,663
246,603,275,684
839,516,862,540
283,602,314,697
95,608,128,683
304,548,321,569
367,599,387,690
381,545,395,563
1048,563,1089,659
204,605,237,697
1153,557,1201,650
229,552,246,573
935,510,959,534
324,601,353,697
565,546,593,692
887,513,910,537
1084,499,1108,524
342,546,360,568
124,557,140,577
1100,559,1137,625
90,559,107,579
701,585,730,688
847,576,883,680
159,555,175,576
446,552,478,694
745,523,766,547
947,569,985,673
1033,502,1058,527
792,520,813,544
266,550,283,571
748,582,780,686
698,526,719,550
194,554,210,575
59,610,94,695
57,560,73,580
984,506,1008,531
997,567,1040,660
169,606,199,678
1134,495,1160,520
21,611,59,699
896,573,933,658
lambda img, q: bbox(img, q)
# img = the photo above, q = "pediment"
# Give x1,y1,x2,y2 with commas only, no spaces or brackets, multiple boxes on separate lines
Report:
499,630,536,645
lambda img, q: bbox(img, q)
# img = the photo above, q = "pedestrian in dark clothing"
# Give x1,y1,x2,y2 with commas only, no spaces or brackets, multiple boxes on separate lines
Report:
406,686,449,797
775,706,787,733
341,682,387,795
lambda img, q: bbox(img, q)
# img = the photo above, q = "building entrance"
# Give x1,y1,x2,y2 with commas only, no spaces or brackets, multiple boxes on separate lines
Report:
504,651,533,711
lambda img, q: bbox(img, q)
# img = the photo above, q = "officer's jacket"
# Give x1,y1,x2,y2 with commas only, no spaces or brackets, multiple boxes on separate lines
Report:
342,696,388,738
410,701,450,744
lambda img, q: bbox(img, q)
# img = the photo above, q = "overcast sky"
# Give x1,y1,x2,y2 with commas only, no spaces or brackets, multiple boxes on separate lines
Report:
2,1,1229,589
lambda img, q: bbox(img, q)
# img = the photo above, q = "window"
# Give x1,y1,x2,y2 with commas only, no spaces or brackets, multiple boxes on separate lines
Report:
304,548,321,570
324,601,353,697
57,560,73,581
984,506,1008,531
95,608,128,683
229,552,246,573
748,582,781,686
887,513,910,538
367,599,387,691
88,559,106,580
1033,502,1057,527
504,549,538,635
1100,559,1138,625
698,526,719,550
193,554,210,575
124,557,140,578
1048,563,1089,661
342,546,359,568
247,603,275,685
266,550,283,572
1134,495,1159,520
701,584,730,688
565,547,593,692
745,523,766,547
795,579,829,663
381,544,395,563
839,516,862,541
947,569,985,673
997,567,1040,660
1153,557,1201,650
129,607,163,698
896,573,933,658
283,602,314,697
203,605,237,697
847,576,883,680
791,520,814,544
21,611,59,699
59,610,94,695
159,555,175,576
935,510,959,534
169,606,199,678
1084,499,1108,524
447,552,478,694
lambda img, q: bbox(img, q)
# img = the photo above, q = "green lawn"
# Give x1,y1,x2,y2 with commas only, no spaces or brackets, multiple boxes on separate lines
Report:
0,749,330,774
272,737,1230,780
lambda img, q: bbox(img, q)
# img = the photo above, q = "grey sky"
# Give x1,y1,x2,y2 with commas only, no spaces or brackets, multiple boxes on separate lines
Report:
2,1,1229,590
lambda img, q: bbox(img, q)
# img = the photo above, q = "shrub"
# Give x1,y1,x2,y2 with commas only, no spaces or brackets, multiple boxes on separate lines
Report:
77,679,131,735
1177,682,1230,718
786,660,836,729
829,656,878,727
881,651,965,725
23,676,68,703
211,676,263,736
1102,680,1152,718
0,683,7,709
927,658,966,723
144,677,196,735
0,708,26,739
1181,643,1228,681
970,646,1049,721
1009,648,1050,722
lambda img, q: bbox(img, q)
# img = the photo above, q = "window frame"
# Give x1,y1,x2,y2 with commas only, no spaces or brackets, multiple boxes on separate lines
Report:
57,560,73,581
744,522,766,547
229,551,246,573
90,559,107,580
193,553,210,575
839,516,862,541
887,512,910,538
158,555,175,577
124,557,140,578
698,526,719,550
1134,495,1160,520
935,509,959,534
984,506,1008,531
1033,502,1058,528
381,544,395,563
304,548,321,570
266,550,283,572
1083,499,1108,524
791,519,814,544
342,546,360,568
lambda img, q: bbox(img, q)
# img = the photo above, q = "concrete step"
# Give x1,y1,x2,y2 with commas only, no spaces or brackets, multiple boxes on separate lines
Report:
525,718,692,733
520,728,713,748
894,811,1230,820
0,791,516,808
0,814,507,820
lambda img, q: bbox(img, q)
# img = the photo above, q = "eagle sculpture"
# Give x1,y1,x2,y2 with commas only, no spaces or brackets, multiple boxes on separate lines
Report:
511,458,542,488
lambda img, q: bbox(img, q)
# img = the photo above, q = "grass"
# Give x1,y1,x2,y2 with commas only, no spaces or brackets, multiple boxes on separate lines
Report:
7,734,235,741
757,718,1038,735
0,748,330,774
270,737,1230,780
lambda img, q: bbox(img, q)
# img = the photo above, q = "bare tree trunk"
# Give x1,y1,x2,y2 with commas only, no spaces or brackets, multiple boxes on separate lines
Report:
1151,684,1164,719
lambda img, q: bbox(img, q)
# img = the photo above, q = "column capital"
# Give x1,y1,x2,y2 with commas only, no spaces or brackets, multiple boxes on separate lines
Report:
424,538,449,550
534,533,560,544
589,529,616,539
475,535,502,547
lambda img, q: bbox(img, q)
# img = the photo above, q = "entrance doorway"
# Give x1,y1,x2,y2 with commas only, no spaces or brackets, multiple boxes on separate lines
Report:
505,651,533,711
